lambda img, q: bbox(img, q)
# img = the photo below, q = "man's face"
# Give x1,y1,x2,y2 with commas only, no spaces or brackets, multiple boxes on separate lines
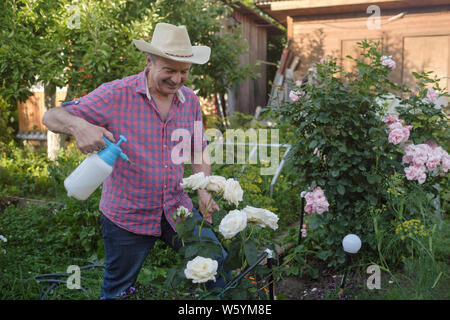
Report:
147,55,191,96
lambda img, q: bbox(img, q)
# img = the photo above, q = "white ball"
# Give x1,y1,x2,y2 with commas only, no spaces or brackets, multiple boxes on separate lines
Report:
342,234,361,254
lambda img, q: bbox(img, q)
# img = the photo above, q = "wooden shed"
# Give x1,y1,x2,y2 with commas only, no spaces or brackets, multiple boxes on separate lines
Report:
256,0,450,94
226,1,283,115
16,84,67,141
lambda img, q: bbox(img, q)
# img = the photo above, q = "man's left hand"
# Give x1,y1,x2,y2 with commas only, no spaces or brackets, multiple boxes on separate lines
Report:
198,190,220,224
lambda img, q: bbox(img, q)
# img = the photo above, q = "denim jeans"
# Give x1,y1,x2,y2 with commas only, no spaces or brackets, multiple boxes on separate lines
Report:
100,208,228,299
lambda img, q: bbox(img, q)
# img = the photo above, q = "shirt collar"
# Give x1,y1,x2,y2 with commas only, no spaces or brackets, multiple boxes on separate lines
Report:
137,67,186,104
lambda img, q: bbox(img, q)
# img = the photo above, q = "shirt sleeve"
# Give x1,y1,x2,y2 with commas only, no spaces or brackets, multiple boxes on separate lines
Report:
63,84,111,127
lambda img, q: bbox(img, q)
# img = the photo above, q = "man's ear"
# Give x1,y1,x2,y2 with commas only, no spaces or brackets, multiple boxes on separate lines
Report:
146,55,152,68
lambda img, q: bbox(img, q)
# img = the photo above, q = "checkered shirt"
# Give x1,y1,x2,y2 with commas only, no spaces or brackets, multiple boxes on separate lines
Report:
64,68,207,235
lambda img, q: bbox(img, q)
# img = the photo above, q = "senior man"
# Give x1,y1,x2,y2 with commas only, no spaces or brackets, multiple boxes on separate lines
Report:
42,22,227,299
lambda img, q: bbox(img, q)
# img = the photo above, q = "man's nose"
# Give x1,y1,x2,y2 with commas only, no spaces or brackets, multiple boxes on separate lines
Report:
171,73,182,84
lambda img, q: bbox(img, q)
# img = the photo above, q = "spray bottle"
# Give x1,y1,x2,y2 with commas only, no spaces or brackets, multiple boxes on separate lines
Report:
64,135,130,200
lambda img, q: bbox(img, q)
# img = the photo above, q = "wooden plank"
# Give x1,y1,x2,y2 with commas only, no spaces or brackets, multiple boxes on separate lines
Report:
271,0,403,11
402,35,449,92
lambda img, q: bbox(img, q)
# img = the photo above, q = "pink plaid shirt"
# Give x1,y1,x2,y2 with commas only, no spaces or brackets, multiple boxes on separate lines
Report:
64,68,207,236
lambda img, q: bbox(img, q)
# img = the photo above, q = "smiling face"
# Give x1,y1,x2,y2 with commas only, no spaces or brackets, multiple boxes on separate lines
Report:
146,54,191,97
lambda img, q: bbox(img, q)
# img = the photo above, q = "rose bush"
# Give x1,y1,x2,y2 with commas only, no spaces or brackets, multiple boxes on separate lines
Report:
165,173,278,299
273,40,449,270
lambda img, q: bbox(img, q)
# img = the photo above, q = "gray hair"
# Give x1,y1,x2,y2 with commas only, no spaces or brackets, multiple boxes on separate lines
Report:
145,53,159,64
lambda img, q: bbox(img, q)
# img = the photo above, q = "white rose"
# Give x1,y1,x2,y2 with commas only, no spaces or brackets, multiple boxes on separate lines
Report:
242,205,279,230
180,172,208,190
0,235,7,243
205,175,227,194
184,256,218,284
223,178,244,206
219,209,247,239
174,205,192,220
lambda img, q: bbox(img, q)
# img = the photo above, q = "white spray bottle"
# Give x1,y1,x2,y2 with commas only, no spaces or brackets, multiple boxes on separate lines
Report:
64,135,129,200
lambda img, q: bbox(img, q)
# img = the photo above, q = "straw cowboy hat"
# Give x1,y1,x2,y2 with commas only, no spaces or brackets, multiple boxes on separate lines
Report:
133,22,211,65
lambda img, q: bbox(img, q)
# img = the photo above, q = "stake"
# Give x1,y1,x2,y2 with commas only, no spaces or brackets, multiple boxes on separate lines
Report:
298,197,305,245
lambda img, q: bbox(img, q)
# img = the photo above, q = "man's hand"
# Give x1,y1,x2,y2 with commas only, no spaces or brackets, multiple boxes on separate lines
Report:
198,189,219,224
42,107,115,154
71,118,115,154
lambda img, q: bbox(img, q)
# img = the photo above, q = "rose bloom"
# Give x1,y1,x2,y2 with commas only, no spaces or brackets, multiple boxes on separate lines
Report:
412,144,431,166
289,90,304,102
383,115,399,125
381,55,396,69
441,152,450,172
426,147,444,171
242,205,279,230
180,172,208,190
223,178,244,206
405,165,427,184
184,256,218,284
205,175,227,194
304,187,329,214
173,205,192,221
387,121,404,133
219,209,247,239
388,127,410,145
423,88,448,110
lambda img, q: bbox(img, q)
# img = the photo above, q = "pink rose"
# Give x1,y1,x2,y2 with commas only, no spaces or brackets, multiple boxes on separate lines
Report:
289,90,305,102
427,88,438,103
383,115,399,125
388,127,410,145
387,121,403,133
426,147,443,171
304,186,329,214
381,55,396,69
412,144,431,166
441,152,450,172
405,165,427,184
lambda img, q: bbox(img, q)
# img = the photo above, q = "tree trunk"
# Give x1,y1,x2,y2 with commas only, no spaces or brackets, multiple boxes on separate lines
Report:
44,84,65,161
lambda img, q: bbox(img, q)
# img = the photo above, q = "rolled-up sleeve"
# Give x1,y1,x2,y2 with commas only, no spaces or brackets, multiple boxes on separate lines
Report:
63,84,112,127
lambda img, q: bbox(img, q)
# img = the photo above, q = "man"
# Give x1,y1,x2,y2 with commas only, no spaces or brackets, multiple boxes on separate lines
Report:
42,22,226,299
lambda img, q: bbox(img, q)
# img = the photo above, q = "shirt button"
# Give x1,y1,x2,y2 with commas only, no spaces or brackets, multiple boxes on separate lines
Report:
164,185,167,188
164,165,168,168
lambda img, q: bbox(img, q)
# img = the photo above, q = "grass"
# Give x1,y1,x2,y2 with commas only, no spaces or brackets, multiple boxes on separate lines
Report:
0,202,180,300
2,200,448,300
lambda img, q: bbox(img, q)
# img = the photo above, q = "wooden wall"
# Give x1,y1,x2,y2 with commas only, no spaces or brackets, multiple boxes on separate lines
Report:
17,87,67,132
289,6,450,93
233,10,268,115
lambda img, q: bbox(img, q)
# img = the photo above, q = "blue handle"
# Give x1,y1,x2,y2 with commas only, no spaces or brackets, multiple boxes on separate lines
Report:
98,135,129,165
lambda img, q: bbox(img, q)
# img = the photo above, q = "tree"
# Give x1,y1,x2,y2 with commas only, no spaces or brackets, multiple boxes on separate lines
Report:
1,0,258,157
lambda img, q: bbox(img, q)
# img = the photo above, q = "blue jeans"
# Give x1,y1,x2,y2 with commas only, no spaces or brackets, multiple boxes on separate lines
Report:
100,208,228,299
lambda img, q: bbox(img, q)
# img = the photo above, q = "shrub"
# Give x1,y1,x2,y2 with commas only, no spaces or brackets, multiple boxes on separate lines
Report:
273,40,449,269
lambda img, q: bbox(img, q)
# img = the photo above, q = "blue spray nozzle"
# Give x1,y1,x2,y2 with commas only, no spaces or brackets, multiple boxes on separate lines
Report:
98,135,130,166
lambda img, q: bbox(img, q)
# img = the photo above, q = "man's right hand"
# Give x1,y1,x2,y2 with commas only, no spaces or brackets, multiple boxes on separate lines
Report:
71,118,115,154
42,107,115,155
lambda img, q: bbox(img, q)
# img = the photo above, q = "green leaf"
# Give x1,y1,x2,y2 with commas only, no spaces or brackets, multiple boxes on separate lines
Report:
337,185,345,195
308,140,318,149
244,240,257,266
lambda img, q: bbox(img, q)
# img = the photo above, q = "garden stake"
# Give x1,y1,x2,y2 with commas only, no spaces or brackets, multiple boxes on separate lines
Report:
339,234,361,298
298,197,305,245
266,256,275,300
215,249,273,299
338,253,351,298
